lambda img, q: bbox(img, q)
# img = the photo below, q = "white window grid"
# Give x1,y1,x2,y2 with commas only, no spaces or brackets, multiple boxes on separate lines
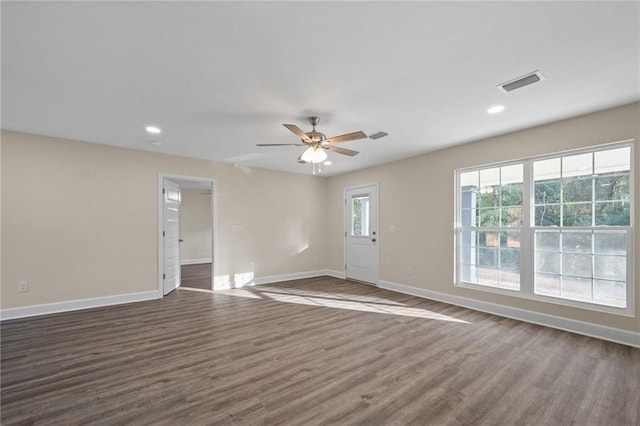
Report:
455,140,634,316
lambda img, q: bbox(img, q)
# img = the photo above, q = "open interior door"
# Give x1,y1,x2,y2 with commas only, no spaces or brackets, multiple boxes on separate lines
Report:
163,180,181,295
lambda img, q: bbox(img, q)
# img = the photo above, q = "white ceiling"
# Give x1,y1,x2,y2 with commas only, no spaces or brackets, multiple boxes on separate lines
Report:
2,1,639,176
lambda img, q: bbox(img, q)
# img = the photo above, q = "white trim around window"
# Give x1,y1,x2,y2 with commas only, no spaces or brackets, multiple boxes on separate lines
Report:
455,140,635,317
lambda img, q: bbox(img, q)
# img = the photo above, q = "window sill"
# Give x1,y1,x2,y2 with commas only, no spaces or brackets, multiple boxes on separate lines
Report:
455,281,635,317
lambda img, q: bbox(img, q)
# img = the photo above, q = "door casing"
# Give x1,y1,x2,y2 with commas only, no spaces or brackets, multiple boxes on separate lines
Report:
158,174,217,295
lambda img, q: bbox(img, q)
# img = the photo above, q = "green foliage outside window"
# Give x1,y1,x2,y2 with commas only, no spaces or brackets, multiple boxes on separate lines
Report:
534,172,629,227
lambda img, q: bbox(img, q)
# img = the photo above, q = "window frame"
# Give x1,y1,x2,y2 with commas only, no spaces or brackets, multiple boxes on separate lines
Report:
455,140,635,317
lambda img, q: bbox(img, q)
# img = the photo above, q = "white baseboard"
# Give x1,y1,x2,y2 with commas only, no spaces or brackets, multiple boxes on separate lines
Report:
214,269,331,290
0,290,162,321
325,269,346,279
254,270,329,285
181,258,212,265
378,280,640,348
1,270,330,320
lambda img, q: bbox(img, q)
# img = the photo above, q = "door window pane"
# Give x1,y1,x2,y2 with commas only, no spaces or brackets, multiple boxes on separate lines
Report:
351,196,369,236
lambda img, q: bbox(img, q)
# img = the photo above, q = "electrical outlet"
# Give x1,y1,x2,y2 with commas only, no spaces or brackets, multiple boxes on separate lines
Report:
18,281,29,292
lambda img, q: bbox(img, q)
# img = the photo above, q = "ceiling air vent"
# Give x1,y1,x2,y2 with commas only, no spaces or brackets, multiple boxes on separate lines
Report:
497,70,545,93
369,131,388,140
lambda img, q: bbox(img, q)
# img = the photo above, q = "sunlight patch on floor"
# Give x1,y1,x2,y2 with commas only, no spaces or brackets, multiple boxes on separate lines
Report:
215,288,263,299
185,283,469,323
256,285,406,306
260,291,469,323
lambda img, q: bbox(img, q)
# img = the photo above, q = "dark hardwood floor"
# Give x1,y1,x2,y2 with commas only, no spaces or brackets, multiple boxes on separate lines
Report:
1,277,639,425
180,263,212,290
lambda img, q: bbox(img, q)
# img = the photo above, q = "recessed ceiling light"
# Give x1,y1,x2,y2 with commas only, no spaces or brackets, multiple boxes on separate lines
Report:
324,161,332,165
145,126,161,134
487,105,505,114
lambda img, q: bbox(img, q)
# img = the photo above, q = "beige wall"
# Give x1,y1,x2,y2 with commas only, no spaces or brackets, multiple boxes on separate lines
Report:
327,102,640,332
1,131,328,308
179,188,212,262
2,103,638,334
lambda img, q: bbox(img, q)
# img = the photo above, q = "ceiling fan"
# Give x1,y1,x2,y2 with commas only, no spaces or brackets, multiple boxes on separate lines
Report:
257,116,367,164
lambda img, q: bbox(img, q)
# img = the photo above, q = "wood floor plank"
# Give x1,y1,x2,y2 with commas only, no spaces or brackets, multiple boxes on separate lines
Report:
1,276,638,425
180,263,212,290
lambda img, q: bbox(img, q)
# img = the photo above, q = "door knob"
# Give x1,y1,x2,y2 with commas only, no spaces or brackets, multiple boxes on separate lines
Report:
371,238,377,242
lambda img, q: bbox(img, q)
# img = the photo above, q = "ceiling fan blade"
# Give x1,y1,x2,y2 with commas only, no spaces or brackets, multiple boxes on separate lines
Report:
325,131,367,144
283,124,311,142
256,143,306,146
324,145,359,156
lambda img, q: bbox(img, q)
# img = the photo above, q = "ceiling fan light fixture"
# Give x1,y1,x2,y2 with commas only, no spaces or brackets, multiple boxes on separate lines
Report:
300,146,328,163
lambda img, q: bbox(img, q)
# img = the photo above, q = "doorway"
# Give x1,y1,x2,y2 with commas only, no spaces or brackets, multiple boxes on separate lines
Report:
344,183,379,285
158,175,216,295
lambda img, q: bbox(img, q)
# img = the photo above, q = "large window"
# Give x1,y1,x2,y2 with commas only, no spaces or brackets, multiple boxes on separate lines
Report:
456,143,633,314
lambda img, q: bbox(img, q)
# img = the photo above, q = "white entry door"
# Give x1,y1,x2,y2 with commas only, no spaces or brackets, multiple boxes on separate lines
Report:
163,180,181,295
345,184,379,285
